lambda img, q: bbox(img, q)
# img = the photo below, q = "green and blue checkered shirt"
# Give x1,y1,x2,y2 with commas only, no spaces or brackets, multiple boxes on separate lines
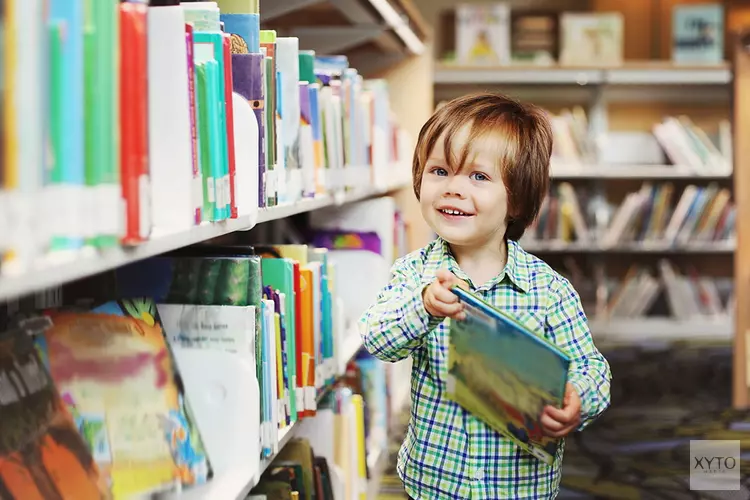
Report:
359,237,611,499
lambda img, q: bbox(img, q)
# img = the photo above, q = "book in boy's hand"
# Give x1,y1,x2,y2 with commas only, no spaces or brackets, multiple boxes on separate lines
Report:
445,286,570,465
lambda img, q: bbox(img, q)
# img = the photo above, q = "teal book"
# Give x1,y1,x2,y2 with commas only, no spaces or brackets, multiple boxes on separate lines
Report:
49,0,85,252
193,32,230,220
205,59,226,221
446,287,571,465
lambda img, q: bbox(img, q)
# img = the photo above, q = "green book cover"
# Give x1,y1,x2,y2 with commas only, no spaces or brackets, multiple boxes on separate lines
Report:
84,0,119,248
261,257,298,423
195,62,216,221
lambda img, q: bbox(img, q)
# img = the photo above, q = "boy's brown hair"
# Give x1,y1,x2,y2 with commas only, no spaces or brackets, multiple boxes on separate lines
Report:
412,92,553,241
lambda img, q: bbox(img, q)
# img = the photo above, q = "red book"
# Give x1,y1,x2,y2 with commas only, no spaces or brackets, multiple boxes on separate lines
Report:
120,2,150,244
186,23,200,224
222,34,237,218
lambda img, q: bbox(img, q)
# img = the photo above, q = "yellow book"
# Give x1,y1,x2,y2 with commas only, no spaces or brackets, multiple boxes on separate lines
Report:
353,394,368,500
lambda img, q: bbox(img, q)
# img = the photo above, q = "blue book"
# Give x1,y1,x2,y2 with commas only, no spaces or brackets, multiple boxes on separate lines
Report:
50,0,84,251
672,4,724,64
220,13,260,53
204,60,225,221
447,286,571,465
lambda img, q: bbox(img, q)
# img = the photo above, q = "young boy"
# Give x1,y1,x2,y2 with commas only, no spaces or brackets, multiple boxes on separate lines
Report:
359,93,612,499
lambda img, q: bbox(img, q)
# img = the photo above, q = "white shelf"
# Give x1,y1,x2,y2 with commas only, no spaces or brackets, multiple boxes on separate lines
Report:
434,66,603,85
523,240,735,254
590,316,733,344
550,164,733,180
0,181,408,302
434,63,732,86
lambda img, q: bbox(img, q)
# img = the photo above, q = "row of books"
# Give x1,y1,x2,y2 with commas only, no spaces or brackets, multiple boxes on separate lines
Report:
0,237,396,498
553,258,734,322
0,0,410,278
603,260,735,321
551,109,732,175
0,300,382,499
521,182,736,248
249,389,369,500
452,3,723,66
252,352,395,500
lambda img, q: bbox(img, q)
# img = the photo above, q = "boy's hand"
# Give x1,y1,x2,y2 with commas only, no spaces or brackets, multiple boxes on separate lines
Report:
423,269,469,320
540,383,581,438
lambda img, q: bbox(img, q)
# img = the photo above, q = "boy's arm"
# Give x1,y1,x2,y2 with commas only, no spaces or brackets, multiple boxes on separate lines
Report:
545,276,612,431
359,256,443,363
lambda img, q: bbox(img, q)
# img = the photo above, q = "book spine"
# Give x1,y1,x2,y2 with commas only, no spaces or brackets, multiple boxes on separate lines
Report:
222,34,238,219
119,1,150,244
248,53,266,208
195,62,215,221
185,24,201,225
85,0,121,249
205,60,223,222
264,54,277,207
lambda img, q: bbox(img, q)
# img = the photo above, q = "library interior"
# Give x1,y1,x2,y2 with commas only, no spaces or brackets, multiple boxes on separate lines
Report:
2,0,750,498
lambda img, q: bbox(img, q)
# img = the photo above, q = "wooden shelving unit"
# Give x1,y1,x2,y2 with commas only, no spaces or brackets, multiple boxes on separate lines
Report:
732,32,750,409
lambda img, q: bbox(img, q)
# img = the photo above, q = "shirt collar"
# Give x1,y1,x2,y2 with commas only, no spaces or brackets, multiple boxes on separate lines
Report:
438,238,530,294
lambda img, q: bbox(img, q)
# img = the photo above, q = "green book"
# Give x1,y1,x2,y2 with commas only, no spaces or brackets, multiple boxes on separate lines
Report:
195,62,216,221
84,0,120,247
261,257,298,423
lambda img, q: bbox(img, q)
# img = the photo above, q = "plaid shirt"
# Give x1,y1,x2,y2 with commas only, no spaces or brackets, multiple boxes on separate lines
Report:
359,237,611,499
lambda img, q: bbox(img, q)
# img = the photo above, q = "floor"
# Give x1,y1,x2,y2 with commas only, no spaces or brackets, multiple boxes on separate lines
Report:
375,343,750,499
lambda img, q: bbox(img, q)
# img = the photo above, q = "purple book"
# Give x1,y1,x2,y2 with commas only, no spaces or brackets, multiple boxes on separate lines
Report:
231,52,266,207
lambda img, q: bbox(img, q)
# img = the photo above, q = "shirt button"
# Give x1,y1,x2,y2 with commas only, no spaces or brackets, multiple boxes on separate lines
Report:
473,469,484,480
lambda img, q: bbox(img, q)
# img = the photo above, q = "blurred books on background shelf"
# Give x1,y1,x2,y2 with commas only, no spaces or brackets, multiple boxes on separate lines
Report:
446,1,725,67
521,181,736,250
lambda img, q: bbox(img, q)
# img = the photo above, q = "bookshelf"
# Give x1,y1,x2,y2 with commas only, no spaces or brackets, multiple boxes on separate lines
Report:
422,0,737,348
733,31,750,408
0,0,433,499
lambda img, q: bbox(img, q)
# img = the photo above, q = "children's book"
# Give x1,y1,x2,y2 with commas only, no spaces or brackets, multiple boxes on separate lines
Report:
446,287,570,465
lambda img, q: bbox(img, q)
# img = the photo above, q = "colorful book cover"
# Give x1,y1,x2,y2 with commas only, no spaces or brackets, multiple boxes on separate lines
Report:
446,287,571,465
455,2,511,65
222,34,238,219
38,299,212,497
0,332,107,499
119,1,150,244
185,23,202,224
672,4,724,64
264,54,278,206
219,0,260,53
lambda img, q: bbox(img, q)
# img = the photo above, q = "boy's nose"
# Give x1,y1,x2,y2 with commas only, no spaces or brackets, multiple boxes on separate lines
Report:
443,175,468,198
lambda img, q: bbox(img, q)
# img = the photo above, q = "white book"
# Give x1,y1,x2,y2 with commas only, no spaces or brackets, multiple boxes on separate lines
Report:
455,3,511,65
148,5,195,235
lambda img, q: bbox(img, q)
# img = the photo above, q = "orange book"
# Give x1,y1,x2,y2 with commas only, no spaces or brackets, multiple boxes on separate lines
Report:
299,268,316,416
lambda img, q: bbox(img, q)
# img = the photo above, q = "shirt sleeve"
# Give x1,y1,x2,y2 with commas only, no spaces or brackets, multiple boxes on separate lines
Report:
545,276,612,431
359,255,443,363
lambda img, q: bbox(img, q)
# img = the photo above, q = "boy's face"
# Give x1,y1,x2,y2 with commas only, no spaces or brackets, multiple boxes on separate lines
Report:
419,124,509,250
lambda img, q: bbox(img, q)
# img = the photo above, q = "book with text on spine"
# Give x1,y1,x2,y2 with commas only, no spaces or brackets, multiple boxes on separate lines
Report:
446,286,570,466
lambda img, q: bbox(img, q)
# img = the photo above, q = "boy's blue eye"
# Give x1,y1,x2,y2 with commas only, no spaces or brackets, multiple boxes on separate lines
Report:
471,172,489,181
432,167,448,176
